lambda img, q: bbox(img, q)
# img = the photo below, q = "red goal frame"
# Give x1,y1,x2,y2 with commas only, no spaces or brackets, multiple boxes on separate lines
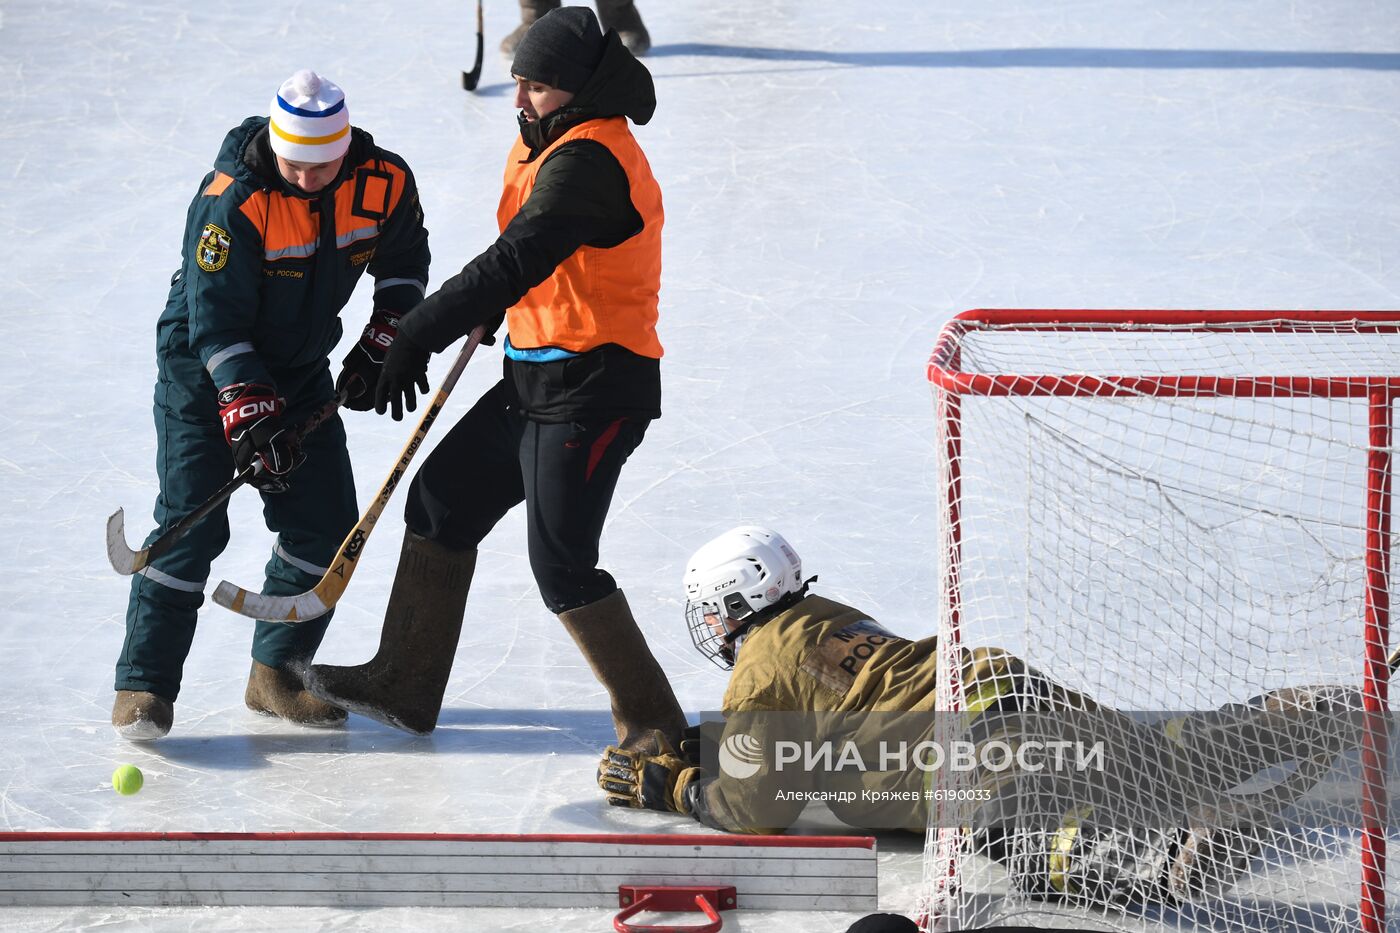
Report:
927,308,1399,933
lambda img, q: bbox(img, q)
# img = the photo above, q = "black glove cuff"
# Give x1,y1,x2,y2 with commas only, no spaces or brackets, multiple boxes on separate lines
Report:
371,283,422,316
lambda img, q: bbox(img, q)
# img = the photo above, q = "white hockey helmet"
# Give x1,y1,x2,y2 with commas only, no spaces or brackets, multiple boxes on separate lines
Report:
683,526,804,669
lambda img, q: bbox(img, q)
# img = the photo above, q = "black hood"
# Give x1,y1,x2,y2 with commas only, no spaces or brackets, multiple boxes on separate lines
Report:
519,31,656,153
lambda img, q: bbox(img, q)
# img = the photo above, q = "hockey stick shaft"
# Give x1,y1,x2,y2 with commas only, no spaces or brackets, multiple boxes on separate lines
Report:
106,388,350,576
462,0,485,91
212,326,487,622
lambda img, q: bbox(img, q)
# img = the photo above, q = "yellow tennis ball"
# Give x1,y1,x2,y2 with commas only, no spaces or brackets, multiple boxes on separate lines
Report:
112,764,144,796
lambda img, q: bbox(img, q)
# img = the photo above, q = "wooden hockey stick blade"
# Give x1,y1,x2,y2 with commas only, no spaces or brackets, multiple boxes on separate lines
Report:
462,0,484,91
106,467,256,576
105,391,349,577
106,467,240,577
106,508,145,576
212,327,486,622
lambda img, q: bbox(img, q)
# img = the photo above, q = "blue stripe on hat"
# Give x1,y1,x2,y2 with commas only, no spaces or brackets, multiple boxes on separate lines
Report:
276,94,346,118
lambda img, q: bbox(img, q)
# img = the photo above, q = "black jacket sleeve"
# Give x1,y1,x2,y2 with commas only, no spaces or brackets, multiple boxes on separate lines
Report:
398,138,641,353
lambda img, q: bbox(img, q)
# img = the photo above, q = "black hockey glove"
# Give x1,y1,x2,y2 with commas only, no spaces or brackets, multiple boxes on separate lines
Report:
374,330,432,421
336,307,404,411
219,382,305,493
597,730,699,813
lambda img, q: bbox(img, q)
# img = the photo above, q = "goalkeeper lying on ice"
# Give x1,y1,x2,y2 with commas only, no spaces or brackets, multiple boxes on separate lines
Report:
598,525,1367,907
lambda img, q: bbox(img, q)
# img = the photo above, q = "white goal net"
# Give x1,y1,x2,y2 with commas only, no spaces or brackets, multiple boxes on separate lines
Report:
921,310,1399,933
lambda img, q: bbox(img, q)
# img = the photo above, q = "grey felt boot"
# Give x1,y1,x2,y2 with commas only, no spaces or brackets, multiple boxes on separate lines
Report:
304,531,476,735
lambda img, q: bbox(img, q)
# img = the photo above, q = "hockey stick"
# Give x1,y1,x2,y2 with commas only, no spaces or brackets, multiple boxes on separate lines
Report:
462,0,485,91
106,388,351,576
212,325,487,622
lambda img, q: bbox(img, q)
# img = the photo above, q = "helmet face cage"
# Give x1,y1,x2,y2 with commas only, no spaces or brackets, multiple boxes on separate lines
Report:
686,599,736,669
685,591,759,670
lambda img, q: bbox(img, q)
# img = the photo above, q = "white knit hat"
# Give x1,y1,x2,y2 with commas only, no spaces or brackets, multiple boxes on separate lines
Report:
268,69,351,163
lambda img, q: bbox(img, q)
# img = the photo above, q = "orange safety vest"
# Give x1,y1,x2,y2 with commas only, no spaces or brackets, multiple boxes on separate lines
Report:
497,117,664,359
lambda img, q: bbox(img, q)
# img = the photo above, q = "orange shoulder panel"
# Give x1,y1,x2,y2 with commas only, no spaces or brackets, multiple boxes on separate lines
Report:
202,172,234,197
237,189,269,235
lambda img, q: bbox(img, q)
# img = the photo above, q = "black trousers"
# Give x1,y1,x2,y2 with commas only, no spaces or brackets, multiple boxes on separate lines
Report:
405,379,649,613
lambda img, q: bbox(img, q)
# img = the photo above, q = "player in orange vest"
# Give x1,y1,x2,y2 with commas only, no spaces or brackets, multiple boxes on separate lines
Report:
306,8,685,753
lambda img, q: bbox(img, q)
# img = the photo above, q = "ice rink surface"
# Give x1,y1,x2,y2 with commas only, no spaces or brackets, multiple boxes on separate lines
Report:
1,0,1398,929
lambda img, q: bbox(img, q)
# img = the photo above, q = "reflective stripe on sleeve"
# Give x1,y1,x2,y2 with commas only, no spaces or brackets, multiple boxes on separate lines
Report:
205,342,256,376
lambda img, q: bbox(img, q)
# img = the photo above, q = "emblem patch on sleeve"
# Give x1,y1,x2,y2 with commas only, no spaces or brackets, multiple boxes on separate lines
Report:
196,223,231,272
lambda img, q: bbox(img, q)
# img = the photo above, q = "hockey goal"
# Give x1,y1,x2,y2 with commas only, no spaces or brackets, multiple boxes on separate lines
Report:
921,310,1399,932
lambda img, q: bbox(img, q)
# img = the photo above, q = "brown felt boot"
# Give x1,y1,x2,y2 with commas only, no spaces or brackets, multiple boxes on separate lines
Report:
112,690,173,741
557,589,686,752
595,0,650,56
245,660,347,727
500,0,561,55
304,531,476,735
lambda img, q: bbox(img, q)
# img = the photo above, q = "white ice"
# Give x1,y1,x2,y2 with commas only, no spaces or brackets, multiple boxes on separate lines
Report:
1,0,1398,930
